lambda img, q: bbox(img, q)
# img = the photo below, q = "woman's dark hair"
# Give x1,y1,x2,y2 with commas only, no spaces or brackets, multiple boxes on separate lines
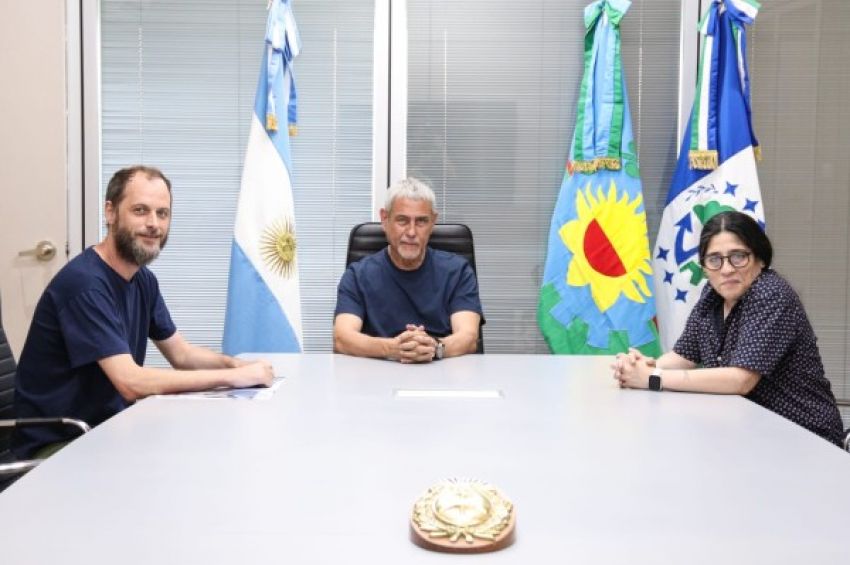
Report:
698,211,772,268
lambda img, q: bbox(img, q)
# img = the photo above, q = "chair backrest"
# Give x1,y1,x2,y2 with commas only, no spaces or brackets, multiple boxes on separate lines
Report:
0,296,17,454
345,222,483,353
346,222,478,274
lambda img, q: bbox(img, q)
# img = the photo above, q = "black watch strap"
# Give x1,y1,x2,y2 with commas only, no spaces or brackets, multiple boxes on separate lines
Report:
648,368,663,391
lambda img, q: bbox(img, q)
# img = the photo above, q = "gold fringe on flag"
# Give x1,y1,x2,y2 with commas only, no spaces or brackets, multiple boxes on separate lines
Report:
266,113,279,132
688,149,718,170
571,160,598,174
596,157,621,171
288,124,298,136
753,145,762,161
571,157,622,174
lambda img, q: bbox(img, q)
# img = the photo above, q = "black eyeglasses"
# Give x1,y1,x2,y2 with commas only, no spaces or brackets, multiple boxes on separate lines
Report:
702,251,752,271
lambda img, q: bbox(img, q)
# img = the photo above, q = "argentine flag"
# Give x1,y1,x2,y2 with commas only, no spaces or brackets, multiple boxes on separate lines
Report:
653,0,763,350
223,0,303,354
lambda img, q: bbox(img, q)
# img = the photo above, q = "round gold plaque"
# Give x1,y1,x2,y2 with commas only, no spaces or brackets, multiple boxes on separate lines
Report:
410,478,515,553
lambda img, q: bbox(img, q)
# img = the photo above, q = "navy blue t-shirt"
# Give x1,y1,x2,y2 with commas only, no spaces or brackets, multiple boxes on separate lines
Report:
12,247,176,458
334,247,483,338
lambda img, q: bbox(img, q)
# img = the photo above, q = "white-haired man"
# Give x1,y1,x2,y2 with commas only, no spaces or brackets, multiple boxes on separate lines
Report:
334,178,483,363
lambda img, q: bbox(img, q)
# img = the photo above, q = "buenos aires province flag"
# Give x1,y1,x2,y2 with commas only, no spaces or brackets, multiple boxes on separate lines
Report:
653,0,763,350
223,0,303,354
538,0,661,356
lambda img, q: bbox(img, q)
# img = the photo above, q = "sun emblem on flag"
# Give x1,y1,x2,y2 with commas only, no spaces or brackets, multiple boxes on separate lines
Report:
559,180,652,312
260,217,297,278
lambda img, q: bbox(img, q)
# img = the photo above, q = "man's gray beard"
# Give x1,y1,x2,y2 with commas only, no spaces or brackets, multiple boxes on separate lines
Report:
115,226,167,266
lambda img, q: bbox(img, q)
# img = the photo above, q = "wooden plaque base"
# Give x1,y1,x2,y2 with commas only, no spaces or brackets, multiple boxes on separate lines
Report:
410,511,516,553
409,479,516,554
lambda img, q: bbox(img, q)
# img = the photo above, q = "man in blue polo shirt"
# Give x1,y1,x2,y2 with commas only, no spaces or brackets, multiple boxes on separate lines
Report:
333,177,483,363
13,166,273,459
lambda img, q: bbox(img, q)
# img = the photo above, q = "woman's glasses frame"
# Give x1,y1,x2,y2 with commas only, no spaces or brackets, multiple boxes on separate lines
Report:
701,251,752,271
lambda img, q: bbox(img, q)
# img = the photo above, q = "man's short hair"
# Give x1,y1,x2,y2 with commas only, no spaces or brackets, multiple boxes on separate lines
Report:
105,165,172,208
385,177,436,215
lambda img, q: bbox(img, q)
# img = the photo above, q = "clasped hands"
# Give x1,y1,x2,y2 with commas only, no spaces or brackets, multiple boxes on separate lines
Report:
394,324,439,364
611,348,656,389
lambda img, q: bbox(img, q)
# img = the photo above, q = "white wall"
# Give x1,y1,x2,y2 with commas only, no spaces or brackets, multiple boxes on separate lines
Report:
0,0,69,356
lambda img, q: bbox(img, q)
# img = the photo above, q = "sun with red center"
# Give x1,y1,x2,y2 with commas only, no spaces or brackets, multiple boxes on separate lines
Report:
560,180,652,312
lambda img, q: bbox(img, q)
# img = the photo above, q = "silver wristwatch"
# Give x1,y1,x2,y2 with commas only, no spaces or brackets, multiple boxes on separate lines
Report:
434,339,445,361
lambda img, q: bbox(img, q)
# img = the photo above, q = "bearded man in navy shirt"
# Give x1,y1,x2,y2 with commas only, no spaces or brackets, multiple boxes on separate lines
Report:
333,177,483,363
13,166,273,459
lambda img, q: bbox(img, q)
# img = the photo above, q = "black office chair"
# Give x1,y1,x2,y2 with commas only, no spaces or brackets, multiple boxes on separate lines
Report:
0,296,90,492
345,222,484,353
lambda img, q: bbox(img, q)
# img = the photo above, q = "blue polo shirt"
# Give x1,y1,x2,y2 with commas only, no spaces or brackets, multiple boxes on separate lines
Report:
335,247,483,338
12,247,176,458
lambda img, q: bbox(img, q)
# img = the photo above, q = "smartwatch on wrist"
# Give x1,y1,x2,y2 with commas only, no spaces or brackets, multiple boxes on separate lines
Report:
648,367,663,391
433,339,445,361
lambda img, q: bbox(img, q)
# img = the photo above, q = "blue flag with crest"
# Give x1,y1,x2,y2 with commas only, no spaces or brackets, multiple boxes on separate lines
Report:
653,0,763,349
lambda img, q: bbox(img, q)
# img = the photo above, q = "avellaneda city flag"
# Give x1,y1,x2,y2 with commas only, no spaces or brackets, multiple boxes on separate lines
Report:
223,0,303,354
538,0,661,356
653,0,763,350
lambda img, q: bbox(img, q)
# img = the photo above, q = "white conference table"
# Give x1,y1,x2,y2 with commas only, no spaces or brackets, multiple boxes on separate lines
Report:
2,354,849,564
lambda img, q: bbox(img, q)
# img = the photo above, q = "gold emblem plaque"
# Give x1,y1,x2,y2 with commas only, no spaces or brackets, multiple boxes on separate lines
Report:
410,478,515,553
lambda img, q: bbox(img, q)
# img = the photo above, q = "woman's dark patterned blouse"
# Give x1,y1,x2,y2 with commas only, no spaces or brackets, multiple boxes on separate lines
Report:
673,269,844,446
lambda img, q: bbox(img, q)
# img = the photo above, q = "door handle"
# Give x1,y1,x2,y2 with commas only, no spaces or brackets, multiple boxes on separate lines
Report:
18,240,57,262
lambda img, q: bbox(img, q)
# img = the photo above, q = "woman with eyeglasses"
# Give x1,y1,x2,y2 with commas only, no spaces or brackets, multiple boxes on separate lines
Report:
613,211,844,446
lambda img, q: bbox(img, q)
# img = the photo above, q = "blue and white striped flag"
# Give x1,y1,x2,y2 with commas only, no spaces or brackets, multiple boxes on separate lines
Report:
653,0,763,350
223,0,303,354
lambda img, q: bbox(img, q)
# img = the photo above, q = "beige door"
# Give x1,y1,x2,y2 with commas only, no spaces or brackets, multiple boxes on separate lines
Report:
0,1,69,358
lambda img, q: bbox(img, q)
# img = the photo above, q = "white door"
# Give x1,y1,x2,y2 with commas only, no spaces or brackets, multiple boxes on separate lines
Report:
0,1,69,358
